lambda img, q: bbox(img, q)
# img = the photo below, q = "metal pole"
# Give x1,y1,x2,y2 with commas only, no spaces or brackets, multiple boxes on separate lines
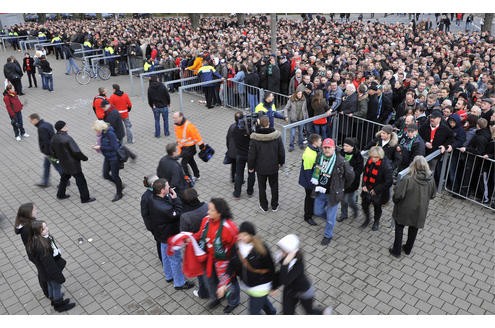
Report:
140,74,145,101
437,152,450,192
270,13,277,55
179,87,184,112
281,126,287,147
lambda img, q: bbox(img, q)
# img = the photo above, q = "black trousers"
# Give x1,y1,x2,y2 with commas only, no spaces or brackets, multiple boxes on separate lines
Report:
204,86,215,108
304,188,314,221
10,77,22,95
57,171,90,202
27,71,37,87
230,159,236,183
282,290,322,315
234,154,255,197
156,240,162,263
392,221,419,254
361,193,382,223
103,158,123,195
257,172,279,210
181,146,200,178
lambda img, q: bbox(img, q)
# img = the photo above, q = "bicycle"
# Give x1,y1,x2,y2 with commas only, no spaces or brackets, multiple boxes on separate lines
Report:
75,58,111,85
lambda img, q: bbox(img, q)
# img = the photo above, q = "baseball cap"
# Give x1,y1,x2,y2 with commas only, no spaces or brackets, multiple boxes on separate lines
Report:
322,138,335,148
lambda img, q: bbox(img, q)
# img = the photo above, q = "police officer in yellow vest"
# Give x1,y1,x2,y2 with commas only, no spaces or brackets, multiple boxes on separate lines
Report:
104,43,116,76
51,34,63,60
143,57,154,73
83,39,93,56
8,30,20,51
298,133,322,226
37,31,47,41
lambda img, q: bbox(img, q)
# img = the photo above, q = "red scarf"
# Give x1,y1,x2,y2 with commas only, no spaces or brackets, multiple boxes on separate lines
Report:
363,158,382,188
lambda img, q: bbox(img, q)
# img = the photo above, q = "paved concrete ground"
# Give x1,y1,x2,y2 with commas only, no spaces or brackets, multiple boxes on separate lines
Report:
0,35,494,315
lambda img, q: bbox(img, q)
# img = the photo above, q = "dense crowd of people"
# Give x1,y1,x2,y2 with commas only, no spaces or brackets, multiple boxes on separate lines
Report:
4,13,495,315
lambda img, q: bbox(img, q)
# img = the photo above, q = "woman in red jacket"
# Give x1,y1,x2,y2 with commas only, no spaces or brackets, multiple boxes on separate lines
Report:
192,198,240,314
109,84,134,143
3,83,28,141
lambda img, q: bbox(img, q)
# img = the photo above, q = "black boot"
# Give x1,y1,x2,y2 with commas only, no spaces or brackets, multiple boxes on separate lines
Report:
372,221,380,231
51,298,70,306
360,217,370,228
53,299,76,312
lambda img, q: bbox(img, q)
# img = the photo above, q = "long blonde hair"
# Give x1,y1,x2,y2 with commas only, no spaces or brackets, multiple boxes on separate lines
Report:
408,155,431,176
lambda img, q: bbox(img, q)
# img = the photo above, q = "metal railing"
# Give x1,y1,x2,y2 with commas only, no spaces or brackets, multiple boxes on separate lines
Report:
0,35,29,51
138,67,180,101
444,149,494,210
223,79,264,111
280,112,336,147
178,79,224,112
332,113,385,151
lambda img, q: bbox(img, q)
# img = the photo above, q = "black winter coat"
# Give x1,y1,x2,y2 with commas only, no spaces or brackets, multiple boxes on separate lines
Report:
418,122,454,156
156,155,189,193
316,153,355,206
361,157,393,205
365,132,402,170
50,131,88,175
341,148,364,193
228,243,275,288
340,92,358,114
398,134,426,171
22,57,36,73
244,72,260,94
140,189,153,232
147,81,171,108
248,128,285,175
279,61,291,94
35,119,55,156
272,253,311,297
465,128,491,155
226,123,237,160
148,195,183,243
28,241,67,284
180,202,208,233
266,64,280,93
4,62,22,80
233,124,251,157
104,109,125,141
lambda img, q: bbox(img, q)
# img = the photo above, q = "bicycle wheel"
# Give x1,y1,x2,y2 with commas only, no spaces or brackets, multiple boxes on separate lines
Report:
75,70,91,85
98,66,111,80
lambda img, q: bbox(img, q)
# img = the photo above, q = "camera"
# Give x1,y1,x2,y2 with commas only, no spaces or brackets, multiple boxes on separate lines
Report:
239,111,259,133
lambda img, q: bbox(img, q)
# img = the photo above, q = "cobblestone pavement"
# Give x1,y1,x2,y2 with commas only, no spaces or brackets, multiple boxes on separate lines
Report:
0,41,493,315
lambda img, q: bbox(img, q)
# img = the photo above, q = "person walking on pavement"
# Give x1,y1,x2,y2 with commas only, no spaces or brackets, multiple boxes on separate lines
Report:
38,55,54,92
50,121,96,203
248,115,285,212
148,75,171,138
62,43,79,76
389,156,436,258
92,120,124,202
298,133,322,226
311,138,354,246
173,111,205,183
22,52,37,88
109,84,134,144
26,220,76,312
3,83,28,141
360,146,393,232
92,87,108,120
101,99,136,161
4,56,24,95
29,113,64,188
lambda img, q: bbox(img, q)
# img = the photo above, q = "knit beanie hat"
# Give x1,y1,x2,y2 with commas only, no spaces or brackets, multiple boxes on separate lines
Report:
277,234,299,253
54,120,66,132
296,84,306,93
343,137,356,148
239,221,256,236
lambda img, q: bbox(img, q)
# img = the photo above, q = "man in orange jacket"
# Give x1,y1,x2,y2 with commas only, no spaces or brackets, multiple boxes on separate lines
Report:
173,111,205,182
109,84,134,143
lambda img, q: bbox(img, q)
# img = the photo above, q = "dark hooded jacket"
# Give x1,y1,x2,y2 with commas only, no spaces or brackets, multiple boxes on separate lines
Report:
340,147,364,193
147,80,171,108
248,127,285,175
392,170,436,228
50,131,88,175
465,127,491,155
446,114,467,149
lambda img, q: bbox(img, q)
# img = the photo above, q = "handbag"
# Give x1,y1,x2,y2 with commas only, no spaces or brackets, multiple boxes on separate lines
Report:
198,144,215,162
117,146,129,162
223,152,233,165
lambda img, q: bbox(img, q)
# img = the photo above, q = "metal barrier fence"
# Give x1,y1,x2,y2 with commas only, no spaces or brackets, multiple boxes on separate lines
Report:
223,79,264,111
331,113,385,151
444,149,495,210
280,112,336,147
178,78,224,112
139,67,180,101
129,67,144,96
0,35,29,51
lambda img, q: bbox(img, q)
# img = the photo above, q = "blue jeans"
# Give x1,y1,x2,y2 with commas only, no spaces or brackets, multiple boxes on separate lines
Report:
153,107,169,137
47,280,62,301
123,118,134,143
160,243,185,287
11,111,25,137
289,125,304,148
42,157,63,185
248,93,258,113
248,294,277,315
313,123,327,139
66,57,80,74
42,74,53,91
313,192,339,239
340,191,358,219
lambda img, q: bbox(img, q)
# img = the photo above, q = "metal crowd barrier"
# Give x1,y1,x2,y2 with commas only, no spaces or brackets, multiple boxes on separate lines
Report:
20,38,40,52
139,67,180,101
1,35,29,51
444,148,494,210
280,112,336,147
224,80,264,111
332,112,385,151
129,67,144,96
178,79,224,112
270,90,290,109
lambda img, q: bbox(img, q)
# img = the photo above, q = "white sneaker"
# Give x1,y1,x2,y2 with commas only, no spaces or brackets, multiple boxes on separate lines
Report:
323,306,333,315
22,133,29,138
15,136,21,141
193,289,199,297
